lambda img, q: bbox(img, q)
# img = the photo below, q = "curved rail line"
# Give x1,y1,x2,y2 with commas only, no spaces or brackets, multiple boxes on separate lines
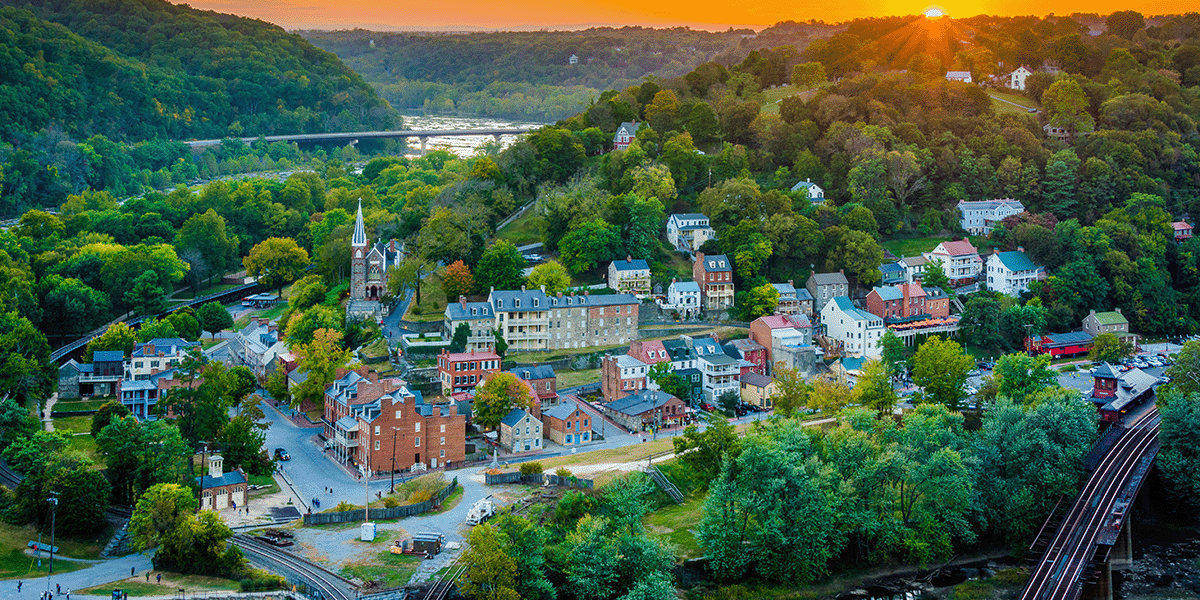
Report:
1020,407,1161,600
421,560,465,600
234,533,356,600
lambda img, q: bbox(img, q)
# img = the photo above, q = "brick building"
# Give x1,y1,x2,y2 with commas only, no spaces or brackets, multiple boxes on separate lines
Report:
603,389,687,432
542,399,592,446
438,350,501,395
601,354,648,402
353,385,467,472
692,253,734,310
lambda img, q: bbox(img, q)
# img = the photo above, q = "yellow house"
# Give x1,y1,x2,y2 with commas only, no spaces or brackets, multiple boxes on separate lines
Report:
740,372,776,408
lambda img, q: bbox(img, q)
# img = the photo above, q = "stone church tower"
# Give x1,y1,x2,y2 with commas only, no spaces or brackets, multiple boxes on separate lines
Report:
349,201,388,302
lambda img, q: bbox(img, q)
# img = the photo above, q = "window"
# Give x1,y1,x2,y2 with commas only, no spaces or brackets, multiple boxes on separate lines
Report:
440,450,445,458
375,425,381,435
374,440,380,451
584,419,589,427
440,424,445,432
415,422,421,432
440,436,446,445
395,410,402,419
415,437,420,447
546,381,551,390
515,299,521,308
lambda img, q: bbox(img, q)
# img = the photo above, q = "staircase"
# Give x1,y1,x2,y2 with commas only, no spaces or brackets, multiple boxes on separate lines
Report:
645,466,684,504
100,505,134,558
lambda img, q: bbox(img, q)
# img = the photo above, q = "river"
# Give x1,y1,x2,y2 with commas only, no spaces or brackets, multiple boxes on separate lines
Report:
399,113,548,158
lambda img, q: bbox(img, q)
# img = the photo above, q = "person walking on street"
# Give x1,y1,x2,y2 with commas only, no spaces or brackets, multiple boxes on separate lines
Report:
157,574,161,584
16,580,21,592
131,566,135,577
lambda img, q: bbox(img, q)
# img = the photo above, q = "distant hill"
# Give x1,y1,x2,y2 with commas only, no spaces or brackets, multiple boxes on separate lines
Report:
0,0,399,141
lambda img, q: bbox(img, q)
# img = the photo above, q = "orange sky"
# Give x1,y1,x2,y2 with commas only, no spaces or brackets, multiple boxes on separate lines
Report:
179,0,1197,30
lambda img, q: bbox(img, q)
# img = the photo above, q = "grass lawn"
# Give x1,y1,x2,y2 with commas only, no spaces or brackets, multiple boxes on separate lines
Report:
340,551,423,588
403,272,448,323
880,236,948,258
248,473,280,497
554,369,600,388
494,206,542,246
644,496,705,559
654,251,695,282
67,434,104,466
759,84,825,115
52,399,109,412
52,415,93,435
0,520,113,580
80,573,240,596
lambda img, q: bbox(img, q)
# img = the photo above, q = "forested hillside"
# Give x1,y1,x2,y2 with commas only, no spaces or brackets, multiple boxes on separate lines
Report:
302,26,818,121
0,0,398,138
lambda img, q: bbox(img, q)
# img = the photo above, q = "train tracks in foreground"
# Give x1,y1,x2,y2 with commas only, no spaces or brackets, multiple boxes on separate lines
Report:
233,533,357,600
1019,407,1162,600
419,559,465,600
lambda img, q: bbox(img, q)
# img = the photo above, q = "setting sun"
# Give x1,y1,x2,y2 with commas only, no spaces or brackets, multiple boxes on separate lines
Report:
924,6,946,17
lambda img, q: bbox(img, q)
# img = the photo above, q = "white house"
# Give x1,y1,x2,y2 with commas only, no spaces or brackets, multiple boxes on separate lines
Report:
665,279,701,318
691,335,739,402
958,199,1026,235
607,257,651,296
790,178,825,203
925,240,982,287
821,297,885,358
499,409,542,453
945,70,973,84
613,121,638,151
568,54,579,65
986,248,1040,296
1008,66,1033,90
666,213,716,253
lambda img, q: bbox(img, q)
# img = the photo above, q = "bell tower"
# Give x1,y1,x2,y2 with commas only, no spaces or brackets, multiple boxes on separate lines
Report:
350,200,368,301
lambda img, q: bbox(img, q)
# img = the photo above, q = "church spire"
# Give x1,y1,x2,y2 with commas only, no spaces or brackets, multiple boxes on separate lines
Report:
352,199,367,247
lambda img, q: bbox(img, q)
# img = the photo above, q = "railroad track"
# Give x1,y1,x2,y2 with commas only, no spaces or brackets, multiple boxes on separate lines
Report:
1020,407,1162,600
233,533,357,600
0,461,23,489
420,560,465,600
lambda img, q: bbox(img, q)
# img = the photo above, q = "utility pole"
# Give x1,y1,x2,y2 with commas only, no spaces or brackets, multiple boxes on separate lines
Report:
48,491,58,588
196,441,208,515
390,428,398,493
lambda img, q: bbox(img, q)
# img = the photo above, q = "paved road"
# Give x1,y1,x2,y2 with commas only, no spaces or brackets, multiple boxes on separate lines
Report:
988,93,1038,113
9,551,153,600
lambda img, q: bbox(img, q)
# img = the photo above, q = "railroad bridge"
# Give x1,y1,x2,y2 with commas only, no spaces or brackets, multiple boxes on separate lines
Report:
1019,404,1161,600
182,127,536,152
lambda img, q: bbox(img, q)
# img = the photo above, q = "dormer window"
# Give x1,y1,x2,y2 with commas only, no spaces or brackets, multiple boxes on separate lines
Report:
471,308,477,315
533,299,539,307
497,300,503,308
515,299,521,308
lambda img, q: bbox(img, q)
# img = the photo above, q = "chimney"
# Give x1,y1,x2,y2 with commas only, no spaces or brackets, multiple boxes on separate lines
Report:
460,295,467,309
696,252,705,264
787,279,794,288
626,255,632,262
521,285,526,292
1017,246,1025,253
838,269,844,275
1115,308,1122,314
671,278,677,284
1089,309,1096,317
584,290,590,297
557,292,563,298
145,344,155,356
807,177,811,183
540,284,546,293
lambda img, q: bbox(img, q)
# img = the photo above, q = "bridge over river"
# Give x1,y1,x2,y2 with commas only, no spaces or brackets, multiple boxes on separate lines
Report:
182,127,537,152
1020,404,1161,600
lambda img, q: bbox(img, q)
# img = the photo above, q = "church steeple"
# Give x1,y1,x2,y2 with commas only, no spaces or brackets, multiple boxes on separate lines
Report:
352,199,367,248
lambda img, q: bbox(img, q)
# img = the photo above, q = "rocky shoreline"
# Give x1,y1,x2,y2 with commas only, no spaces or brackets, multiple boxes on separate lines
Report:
1118,538,1200,599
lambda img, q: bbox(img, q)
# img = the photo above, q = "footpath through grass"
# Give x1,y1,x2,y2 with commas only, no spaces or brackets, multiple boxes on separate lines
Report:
81,573,240,596
0,521,111,580
340,551,423,588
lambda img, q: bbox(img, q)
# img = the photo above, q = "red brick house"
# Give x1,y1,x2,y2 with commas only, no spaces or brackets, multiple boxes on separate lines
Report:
353,386,467,472
601,354,648,402
723,338,767,376
508,364,558,406
627,340,669,365
692,253,734,310
438,350,501,395
542,396,593,446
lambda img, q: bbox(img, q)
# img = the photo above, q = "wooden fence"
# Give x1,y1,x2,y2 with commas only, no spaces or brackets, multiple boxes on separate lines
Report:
302,478,457,525
483,472,593,489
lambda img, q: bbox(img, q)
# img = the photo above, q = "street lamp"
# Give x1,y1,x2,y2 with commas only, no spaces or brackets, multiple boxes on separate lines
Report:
48,491,58,576
389,426,401,493
195,441,209,515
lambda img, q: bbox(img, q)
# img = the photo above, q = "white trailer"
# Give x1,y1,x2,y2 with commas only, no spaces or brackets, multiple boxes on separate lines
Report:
465,495,496,525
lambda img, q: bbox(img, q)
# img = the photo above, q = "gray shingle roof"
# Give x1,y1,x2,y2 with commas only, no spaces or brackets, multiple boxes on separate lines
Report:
543,402,580,421
810,272,849,286
93,350,125,362
501,408,533,427
509,365,556,380
605,389,677,416
197,470,246,489
699,255,732,273
445,301,494,320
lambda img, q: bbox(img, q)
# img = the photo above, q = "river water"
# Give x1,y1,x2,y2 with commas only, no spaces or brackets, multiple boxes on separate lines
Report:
399,113,548,158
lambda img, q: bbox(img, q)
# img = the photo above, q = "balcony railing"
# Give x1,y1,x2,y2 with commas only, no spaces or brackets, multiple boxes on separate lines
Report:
79,373,122,383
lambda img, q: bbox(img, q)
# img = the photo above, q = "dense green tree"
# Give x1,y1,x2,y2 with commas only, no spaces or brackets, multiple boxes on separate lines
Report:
993,353,1058,404
854,359,898,415
1158,391,1200,513
124,269,168,317
0,310,55,403
672,413,742,483
1089,332,1135,364
475,241,527,292
196,302,234,338
473,372,533,431
912,336,973,410
459,522,522,600
90,400,130,438
960,295,1004,351
0,393,37,452
387,256,437,306
740,283,780,319
526,260,571,295
243,237,310,295
176,209,237,291
558,219,621,275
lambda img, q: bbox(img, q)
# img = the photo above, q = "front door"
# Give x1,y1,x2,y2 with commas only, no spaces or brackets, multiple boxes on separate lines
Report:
414,453,421,465
431,458,438,468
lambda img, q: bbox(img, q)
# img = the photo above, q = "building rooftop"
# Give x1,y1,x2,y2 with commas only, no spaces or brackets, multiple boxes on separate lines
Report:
606,389,678,416
831,297,877,322
508,365,556,381
611,258,650,272
699,254,732,273
1043,331,1095,347
809,271,849,286
93,350,125,362
614,355,647,370
670,213,708,221
196,470,246,490
957,198,1025,211
740,372,773,388
1089,310,1129,326
994,250,1038,272
671,281,701,293
543,401,580,421
445,300,494,320
934,240,979,257
441,351,501,362
501,408,533,428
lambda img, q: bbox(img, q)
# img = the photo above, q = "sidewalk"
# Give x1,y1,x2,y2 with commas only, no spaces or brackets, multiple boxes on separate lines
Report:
8,551,152,600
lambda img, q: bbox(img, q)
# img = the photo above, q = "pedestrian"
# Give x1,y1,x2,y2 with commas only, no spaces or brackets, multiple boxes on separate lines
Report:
157,574,161,584
131,566,136,577
16,580,21,592
57,583,61,594
66,589,70,600
146,572,150,582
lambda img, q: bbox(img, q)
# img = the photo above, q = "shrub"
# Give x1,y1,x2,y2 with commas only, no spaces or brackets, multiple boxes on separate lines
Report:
555,467,573,478
334,501,356,512
520,461,544,475
382,496,400,508
240,570,286,592
409,490,432,504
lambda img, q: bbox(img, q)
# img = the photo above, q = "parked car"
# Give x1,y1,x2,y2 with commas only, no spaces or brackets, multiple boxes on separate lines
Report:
522,253,543,263
274,448,290,461
700,403,717,412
